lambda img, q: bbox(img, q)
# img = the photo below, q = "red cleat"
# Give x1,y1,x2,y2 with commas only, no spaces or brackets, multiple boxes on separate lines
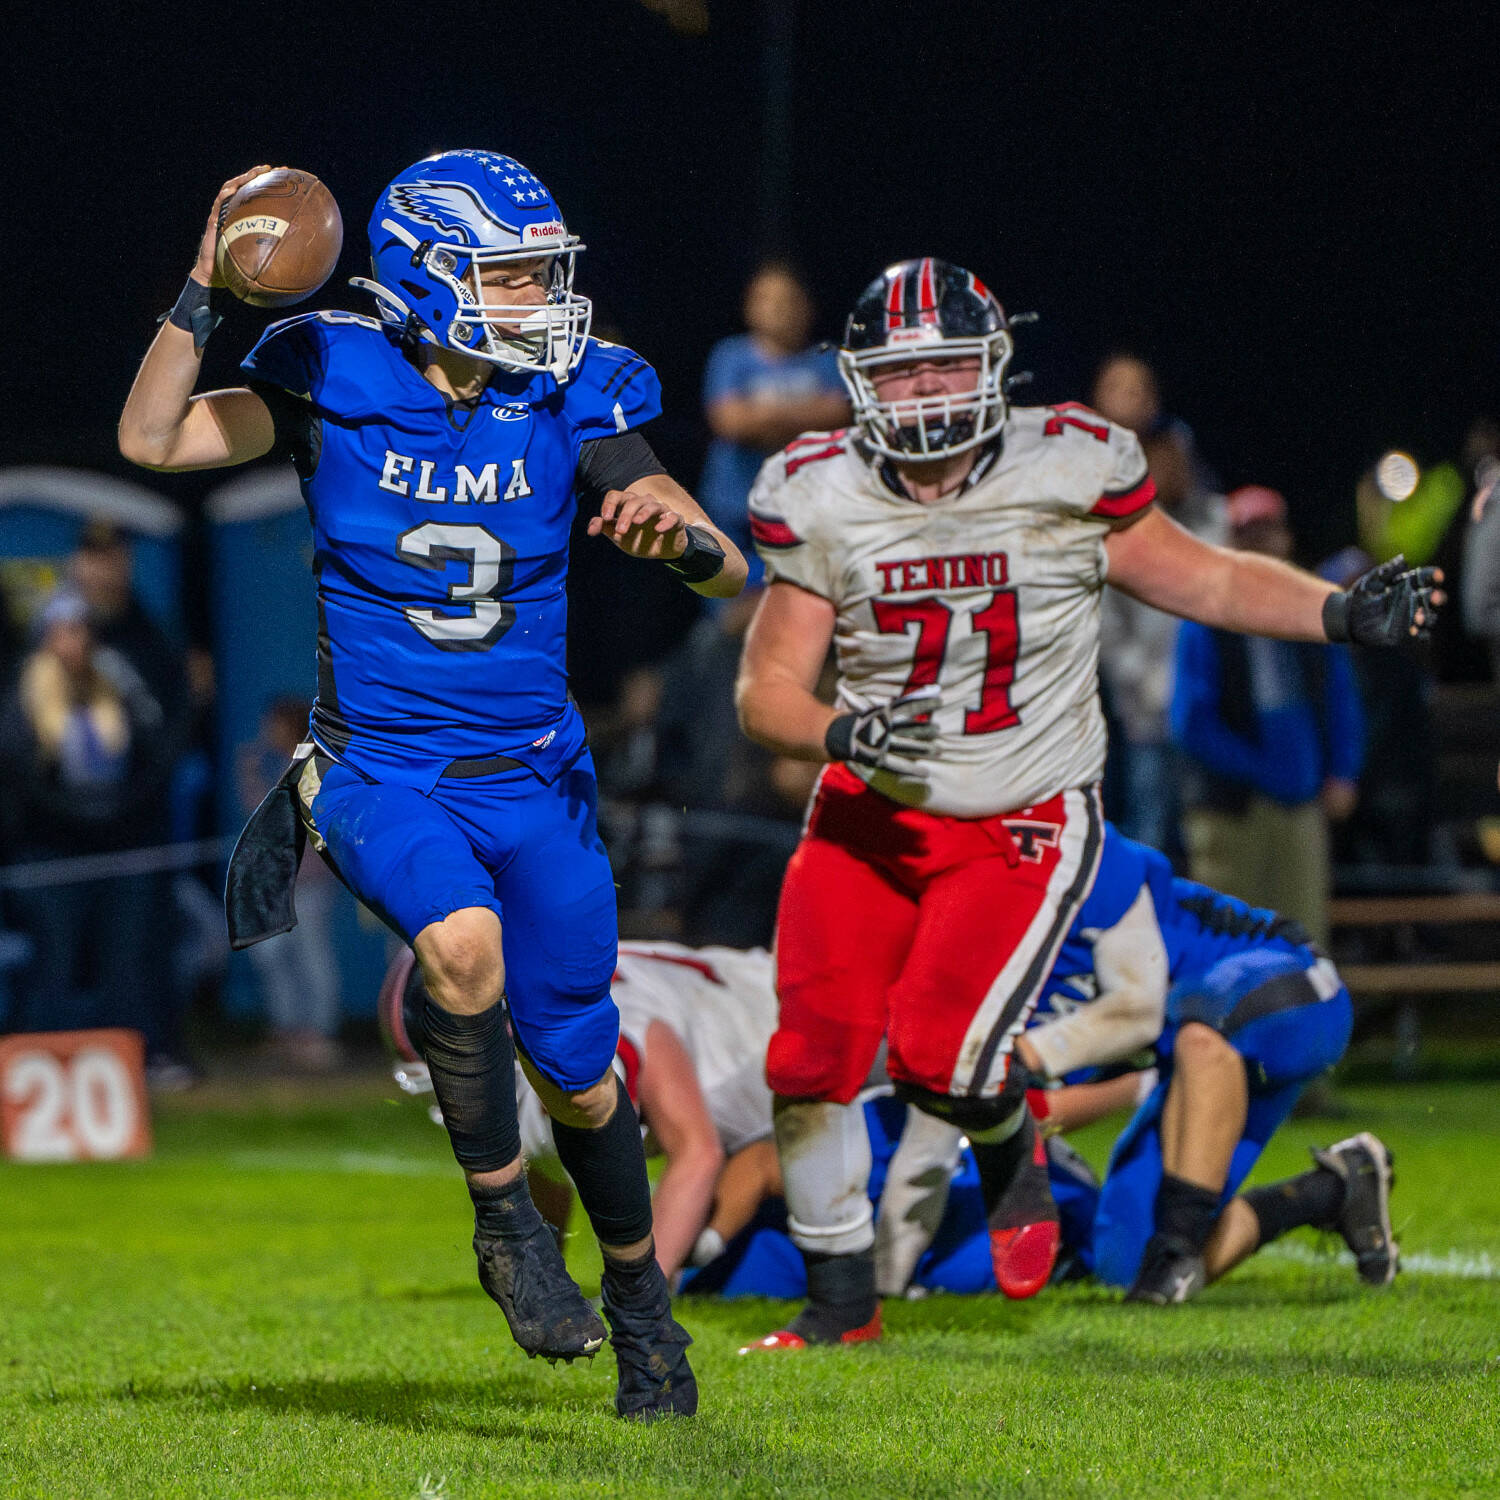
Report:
990,1220,1060,1299
985,1106,1060,1298
737,1307,882,1354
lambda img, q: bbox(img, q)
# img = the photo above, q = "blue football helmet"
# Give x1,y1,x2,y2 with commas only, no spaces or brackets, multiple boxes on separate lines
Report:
352,149,591,382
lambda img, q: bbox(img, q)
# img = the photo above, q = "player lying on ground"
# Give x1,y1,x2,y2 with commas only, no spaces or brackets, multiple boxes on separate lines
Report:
733,257,1435,1349
382,938,1028,1298
383,918,1393,1308
874,821,1399,1305
381,940,782,1280
120,151,748,1418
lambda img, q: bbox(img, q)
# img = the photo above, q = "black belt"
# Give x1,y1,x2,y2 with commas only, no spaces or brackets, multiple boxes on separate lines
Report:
442,753,526,779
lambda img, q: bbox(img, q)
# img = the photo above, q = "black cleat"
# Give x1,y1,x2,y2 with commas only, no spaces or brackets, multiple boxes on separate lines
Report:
474,1220,608,1362
601,1255,698,1419
1311,1131,1400,1286
1124,1234,1206,1305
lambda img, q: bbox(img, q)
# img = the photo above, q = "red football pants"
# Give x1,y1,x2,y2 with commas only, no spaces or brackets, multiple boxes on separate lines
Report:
769,765,1104,1104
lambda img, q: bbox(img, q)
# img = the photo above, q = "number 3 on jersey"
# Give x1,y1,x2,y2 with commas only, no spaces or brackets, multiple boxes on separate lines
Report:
396,521,516,651
872,589,1021,734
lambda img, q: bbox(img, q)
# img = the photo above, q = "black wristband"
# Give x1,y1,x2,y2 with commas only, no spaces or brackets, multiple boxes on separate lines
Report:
161,276,222,353
1322,589,1351,643
665,523,726,584
824,714,854,762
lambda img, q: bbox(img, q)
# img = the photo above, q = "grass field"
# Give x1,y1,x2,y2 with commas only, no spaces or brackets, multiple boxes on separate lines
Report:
3,1075,1499,1499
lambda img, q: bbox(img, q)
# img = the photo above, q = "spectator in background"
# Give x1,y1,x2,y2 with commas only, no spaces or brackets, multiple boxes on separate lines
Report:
699,262,849,575
70,520,190,749
237,696,343,1073
69,518,202,1085
1091,354,1226,854
655,585,812,946
1171,488,1365,946
1461,434,1500,680
592,587,819,946
1322,544,1439,874
1463,459,1500,798
0,588,170,1044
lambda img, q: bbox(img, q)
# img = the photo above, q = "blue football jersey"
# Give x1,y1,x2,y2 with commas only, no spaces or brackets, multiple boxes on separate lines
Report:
242,313,661,791
1036,823,1315,1021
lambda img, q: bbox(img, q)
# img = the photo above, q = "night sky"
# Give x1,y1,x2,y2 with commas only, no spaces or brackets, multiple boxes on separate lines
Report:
9,1,1496,686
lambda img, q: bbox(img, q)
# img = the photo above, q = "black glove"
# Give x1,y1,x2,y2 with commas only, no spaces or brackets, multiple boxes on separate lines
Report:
824,685,942,780
1322,554,1441,646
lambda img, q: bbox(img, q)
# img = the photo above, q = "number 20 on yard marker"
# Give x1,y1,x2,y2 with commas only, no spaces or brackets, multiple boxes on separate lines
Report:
0,1029,152,1162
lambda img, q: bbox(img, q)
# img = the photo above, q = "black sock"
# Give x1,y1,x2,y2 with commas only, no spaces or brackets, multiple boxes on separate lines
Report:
792,1247,877,1337
550,1073,654,1249
600,1240,667,1311
968,1107,1030,1219
1242,1167,1346,1247
468,1171,546,1243
421,998,522,1174
1154,1174,1222,1255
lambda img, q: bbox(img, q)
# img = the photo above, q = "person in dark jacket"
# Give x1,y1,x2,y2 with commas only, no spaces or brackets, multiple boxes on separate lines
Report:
1171,488,1365,945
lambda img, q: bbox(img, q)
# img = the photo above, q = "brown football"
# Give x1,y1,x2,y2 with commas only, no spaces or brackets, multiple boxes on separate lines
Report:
215,168,343,307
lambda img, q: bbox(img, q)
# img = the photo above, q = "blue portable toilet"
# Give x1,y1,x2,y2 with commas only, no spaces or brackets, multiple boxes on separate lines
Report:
0,466,183,637
206,467,389,1022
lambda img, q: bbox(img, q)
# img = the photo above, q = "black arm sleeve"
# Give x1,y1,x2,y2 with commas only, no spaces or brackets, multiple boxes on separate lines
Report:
248,380,322,479
574,431,668,510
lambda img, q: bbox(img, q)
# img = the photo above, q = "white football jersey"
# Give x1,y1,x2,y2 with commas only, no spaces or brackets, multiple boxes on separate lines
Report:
749,406,1153,818
517,943,777,1161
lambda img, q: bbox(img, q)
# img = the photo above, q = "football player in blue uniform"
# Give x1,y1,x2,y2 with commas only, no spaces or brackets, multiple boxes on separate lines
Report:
1006,826,1398,1303
828,821,1397,1306
120,152,747,1418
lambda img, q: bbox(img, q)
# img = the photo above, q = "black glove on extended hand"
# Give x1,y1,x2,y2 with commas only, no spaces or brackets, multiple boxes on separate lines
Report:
1322,555,1441,646
824,685,942,780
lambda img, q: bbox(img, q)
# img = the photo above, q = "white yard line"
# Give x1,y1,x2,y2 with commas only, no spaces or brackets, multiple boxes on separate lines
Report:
1262,1239,1500,1280
226,1149,456,1179
222,1152,1500,1281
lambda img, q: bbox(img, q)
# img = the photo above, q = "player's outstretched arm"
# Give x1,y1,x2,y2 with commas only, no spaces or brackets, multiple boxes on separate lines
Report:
586,475,748,598
692,1140,781,1266
636,1021,726,1278
1021,886,1169,1082
1042,1071,1154,1134
1105,507,1444,645
118,168,278,472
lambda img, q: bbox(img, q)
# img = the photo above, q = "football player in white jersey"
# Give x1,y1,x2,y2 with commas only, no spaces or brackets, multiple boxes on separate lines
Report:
734,257,1440,1350
381,941,782,1279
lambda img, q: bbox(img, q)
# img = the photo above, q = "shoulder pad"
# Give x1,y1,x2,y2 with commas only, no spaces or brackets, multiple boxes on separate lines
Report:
751,429,855,507
563,338,662,438
746,431,855,599
241,311,417,421
1014,403,1154,520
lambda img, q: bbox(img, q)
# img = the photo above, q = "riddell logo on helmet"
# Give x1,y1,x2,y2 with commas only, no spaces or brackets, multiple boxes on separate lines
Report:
887,326,942,344
522,221,566,243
